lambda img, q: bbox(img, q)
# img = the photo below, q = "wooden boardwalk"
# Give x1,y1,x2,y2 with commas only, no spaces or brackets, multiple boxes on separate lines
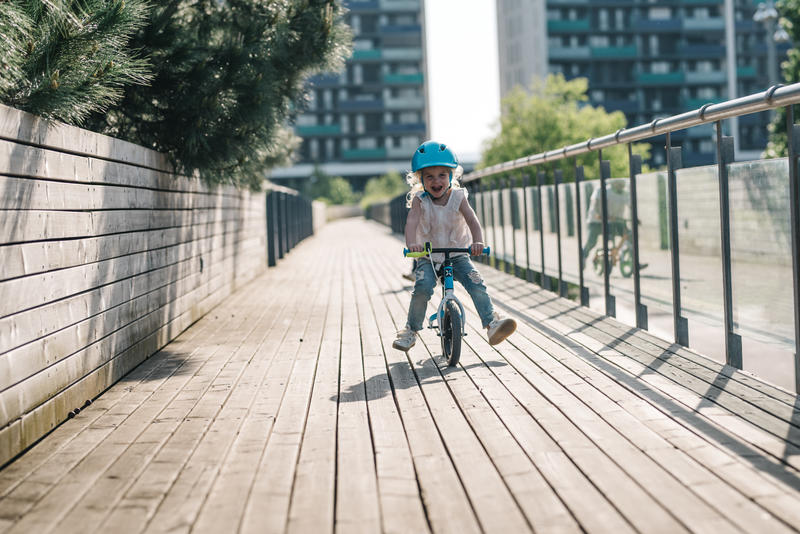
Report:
1,218,799,534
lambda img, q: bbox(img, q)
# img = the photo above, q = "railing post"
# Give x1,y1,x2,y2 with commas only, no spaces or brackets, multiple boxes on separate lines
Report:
511,176,520,278
477,181,488,265
537,170,548,289
574,163,589,306
554,168,566,296
498,178,510,273
276,192,285,259
628,145,647,329
267,191,277,267
666,133,689,346
715,123,742,368
787,105,800,392
522,174,532,282
489,180,498,269
599,150,615,317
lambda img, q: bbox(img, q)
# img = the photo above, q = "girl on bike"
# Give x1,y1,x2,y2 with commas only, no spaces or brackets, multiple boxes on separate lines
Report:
393,141,517,351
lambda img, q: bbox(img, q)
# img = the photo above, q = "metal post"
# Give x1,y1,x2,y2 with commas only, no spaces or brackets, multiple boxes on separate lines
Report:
498,178,509,273
479,182,489,265
599,151,615,317
787,105,800,392
489,181,498,269
575,164,589,306
628,145,647,329
277,192,285,259
511,176,519,278
666,132,689,346
537,170,548,289
715,123,742,368
522,174,532,282
554,168,566,296
267,191,277,267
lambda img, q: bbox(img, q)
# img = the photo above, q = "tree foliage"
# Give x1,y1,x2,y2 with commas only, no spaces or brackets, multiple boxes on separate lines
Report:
84,0,352,189
360,171,407,208
303,167,356,205
480,74,650,181
0,0,151,124
765,0,800,157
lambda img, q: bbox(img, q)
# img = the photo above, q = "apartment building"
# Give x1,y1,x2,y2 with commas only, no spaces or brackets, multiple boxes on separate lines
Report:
270,0,429,187
497,0,789,166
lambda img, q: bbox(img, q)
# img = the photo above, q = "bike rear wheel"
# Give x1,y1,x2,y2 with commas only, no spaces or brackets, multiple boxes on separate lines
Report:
441,300,462,367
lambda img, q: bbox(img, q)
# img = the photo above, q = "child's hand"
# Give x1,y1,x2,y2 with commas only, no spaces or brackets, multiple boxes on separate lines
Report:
470,242,484,256
407,243,424,253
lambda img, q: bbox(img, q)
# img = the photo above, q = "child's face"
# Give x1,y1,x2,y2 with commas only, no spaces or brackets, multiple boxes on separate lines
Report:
421,166,451,198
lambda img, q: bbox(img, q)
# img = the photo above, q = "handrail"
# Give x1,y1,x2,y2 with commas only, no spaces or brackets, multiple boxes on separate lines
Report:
464,82,800,181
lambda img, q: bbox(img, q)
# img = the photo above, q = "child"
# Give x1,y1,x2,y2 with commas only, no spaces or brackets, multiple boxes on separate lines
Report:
392,141,517,351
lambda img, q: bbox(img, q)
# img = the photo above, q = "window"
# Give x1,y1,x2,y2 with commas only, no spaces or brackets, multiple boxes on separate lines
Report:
651,61,670,73
648,7,671,19
590,35,610,47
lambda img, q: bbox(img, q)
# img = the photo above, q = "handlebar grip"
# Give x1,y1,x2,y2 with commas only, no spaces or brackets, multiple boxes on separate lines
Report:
483,246,490,255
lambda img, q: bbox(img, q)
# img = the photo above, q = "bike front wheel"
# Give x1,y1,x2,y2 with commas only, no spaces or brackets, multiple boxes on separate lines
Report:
619,247,633,278
441,300,462,367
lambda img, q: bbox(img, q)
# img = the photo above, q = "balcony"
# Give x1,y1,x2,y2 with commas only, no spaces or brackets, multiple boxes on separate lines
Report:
677,44,725,57
682,98,724,110
351,49,382,61
384,122,426,134
384,96,425,110
683,17,724,31
591,45,638,58
636,72,685,85
633,18,682,31
347,0,379,10
737,66,757,79
296,124,342,136
549,46,591,60
379,0,420,10
379,24,422,34
600,99,639,113
383,73,424,84
684,71,726,84
547,19,591,32
382,48,423,61
342,148,387,160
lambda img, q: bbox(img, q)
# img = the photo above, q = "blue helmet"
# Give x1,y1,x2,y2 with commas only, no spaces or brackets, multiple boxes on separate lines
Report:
411,141,459,173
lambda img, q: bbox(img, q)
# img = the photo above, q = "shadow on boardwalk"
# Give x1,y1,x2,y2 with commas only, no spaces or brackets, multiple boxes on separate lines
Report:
334,358,507,403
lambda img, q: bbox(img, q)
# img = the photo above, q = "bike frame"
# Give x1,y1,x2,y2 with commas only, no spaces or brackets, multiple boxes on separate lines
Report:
404,242,490,336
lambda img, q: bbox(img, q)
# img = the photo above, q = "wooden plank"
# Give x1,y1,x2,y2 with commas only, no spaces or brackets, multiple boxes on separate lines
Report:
0,103,168,171
0,269,293,530
353,249,430,534
477,266,800,529
484,276,800,470
334,250,381,533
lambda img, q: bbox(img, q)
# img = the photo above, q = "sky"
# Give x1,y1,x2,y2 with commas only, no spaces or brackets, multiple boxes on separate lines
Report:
424,0,500,164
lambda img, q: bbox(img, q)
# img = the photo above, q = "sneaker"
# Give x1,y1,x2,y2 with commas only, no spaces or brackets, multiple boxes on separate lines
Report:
392,327,416,351
487,313,517,346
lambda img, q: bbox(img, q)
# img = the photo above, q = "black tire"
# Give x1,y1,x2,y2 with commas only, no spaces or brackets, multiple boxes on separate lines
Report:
619,246,634,278
441,300,462,367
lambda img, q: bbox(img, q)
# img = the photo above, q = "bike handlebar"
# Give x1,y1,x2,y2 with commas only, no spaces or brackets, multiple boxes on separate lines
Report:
404,242,490,258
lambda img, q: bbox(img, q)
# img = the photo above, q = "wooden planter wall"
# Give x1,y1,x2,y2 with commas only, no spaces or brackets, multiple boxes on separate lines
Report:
0,104,268,465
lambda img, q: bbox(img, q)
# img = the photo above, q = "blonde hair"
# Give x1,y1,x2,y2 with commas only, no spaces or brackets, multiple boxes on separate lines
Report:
405,165,464,208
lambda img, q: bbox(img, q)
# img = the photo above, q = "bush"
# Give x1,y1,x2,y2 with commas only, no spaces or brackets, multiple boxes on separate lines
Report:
360,171,408,209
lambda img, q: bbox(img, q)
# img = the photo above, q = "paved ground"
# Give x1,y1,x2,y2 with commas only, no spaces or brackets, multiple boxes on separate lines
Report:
0,218,799,533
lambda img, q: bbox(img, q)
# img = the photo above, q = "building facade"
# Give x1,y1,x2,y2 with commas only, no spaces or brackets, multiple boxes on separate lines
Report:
270,0,429,188
497,0,789,166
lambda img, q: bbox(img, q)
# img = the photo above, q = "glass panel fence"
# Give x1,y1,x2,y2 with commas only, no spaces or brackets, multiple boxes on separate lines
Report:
634,171,676,342
525,184,543,277
728,158,796,391
675,164,725,364
559,181,581,287
541,184,558,284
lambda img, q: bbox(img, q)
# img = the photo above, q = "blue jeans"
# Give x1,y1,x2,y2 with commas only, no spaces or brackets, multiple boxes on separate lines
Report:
406,255,494,331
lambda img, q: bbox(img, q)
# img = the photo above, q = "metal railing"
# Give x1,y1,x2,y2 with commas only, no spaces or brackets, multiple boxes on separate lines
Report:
386,83,800,392
266,186,314,267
